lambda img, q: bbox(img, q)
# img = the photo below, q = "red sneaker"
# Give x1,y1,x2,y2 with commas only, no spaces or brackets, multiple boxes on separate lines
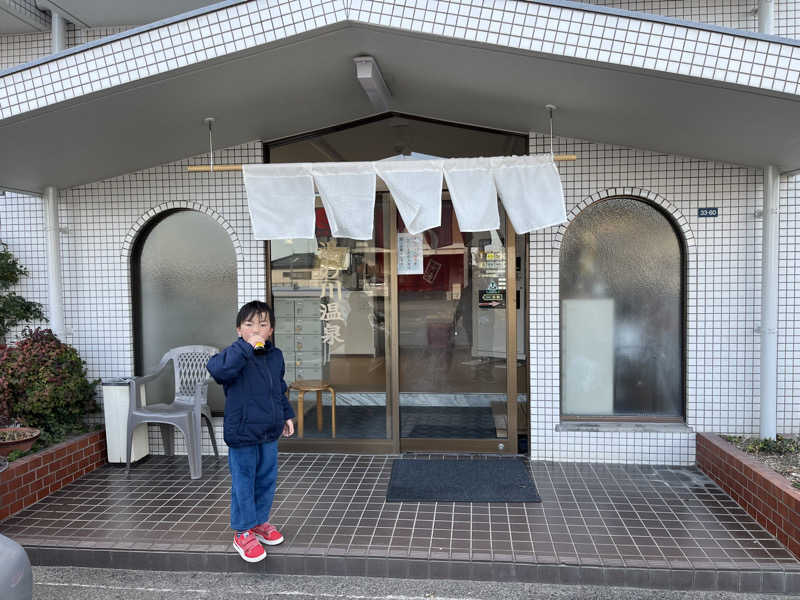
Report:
251,522,284,546
232,531,266,563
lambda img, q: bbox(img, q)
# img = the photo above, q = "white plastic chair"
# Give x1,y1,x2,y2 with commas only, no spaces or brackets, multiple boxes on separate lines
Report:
126,345,220,479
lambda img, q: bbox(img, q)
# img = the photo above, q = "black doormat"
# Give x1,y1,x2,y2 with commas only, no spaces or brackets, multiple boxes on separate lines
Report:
408,423,497,438
402,406,496,438
386,458,541,503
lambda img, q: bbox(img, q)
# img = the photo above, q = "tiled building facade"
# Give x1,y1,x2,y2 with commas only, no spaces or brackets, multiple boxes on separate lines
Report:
0,0,798,465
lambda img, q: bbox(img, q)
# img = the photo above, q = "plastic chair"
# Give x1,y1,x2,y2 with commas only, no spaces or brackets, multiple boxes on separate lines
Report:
126,345,220,479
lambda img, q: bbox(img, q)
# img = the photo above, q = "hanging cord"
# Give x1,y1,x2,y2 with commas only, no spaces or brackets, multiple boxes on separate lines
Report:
545,104,557,159
204,117,216,172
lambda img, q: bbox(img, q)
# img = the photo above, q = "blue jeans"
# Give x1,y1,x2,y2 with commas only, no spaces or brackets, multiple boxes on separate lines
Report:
228,441,278,532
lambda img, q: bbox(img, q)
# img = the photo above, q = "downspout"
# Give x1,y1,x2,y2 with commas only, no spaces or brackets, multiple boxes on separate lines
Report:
760,167,779,440
758,0,774,34
43,186,66,341
50,10,66,53
759,1,778,440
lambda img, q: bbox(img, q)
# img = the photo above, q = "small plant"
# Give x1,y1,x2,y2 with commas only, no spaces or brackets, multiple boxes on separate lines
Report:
0,328,99,441
0,242,45,344
743,435,800,455
724,434,800,455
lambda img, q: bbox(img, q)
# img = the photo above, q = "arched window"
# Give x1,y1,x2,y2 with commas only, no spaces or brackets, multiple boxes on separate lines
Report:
560,197,685,420
132,209,237,414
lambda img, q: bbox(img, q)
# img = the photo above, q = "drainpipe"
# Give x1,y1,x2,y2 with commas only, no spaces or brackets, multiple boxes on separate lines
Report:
758,0,774,35
758,0,778,440
50,10,66,53
43,186,65,341
760,166,779,440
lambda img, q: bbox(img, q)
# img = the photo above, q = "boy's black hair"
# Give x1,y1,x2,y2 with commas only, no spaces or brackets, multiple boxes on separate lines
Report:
236,300,275,329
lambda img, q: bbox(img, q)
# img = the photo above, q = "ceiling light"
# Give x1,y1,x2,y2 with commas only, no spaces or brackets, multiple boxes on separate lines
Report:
353,56,392,112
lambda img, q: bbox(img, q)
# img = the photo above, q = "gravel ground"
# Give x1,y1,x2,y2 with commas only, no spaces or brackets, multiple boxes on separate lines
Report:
725,435,800,489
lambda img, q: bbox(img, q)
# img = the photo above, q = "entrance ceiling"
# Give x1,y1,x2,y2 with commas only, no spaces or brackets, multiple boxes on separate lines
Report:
2,22,800,194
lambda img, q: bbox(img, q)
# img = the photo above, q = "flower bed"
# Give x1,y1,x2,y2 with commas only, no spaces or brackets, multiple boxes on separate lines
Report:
723,434,800,489
0,430,106,521
696,433,800,560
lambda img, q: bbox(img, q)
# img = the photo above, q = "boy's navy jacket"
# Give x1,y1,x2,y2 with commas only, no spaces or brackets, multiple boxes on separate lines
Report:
206,338,296,447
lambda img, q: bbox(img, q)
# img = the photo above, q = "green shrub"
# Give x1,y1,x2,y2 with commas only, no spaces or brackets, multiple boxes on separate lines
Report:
0,242,45,344
0,328,99,439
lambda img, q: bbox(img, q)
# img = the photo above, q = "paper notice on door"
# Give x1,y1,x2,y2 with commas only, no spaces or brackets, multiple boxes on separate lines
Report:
398,233,423,275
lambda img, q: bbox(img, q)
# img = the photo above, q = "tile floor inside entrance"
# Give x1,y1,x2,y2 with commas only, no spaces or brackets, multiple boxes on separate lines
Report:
2,454,799,593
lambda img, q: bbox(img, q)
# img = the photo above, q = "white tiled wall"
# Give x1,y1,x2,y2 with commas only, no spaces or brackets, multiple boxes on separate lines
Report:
0,0,798,463
54,141,264,382
1,134,798,464
779,175,800,434
0,192,48,341
0,25,129,70
586,0,758,33
4,0,49,30
587,0,798,39
526,133,791,465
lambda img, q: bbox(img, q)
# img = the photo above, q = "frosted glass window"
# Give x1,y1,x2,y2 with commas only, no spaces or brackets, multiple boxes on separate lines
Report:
132,210,237,414
560,198,684,419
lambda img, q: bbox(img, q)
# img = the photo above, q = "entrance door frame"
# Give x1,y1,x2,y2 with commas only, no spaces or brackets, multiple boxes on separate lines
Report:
267,113,528,455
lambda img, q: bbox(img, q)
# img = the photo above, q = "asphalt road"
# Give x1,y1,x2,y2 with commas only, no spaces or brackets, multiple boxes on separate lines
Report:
31,567,794,600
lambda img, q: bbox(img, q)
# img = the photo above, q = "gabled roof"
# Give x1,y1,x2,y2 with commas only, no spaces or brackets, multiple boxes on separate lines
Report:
2,0,800,194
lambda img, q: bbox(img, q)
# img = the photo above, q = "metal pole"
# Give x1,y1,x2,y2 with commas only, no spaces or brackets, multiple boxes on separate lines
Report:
757,6,777,441
51,11,67,53
43,186,66,340
760,166,779,440
758,0,774,34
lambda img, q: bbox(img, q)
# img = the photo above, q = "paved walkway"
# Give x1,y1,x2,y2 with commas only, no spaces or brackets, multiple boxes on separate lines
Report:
2,454,799,594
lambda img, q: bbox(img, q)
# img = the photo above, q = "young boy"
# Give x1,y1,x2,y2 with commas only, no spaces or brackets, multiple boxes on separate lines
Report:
206,300,295,563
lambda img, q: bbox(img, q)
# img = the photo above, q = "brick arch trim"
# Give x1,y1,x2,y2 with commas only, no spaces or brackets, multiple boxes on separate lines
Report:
553,188,695,250
121,201,242,261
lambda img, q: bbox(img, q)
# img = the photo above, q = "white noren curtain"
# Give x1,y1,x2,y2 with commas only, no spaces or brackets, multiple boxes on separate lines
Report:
373,160,443,235
442,158,500,232
312,163,376,240
243,155,566,239
491,155,566,234
243,164,316,240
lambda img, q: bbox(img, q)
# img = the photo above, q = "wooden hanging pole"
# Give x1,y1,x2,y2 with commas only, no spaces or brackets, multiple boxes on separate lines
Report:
186,154,577,172
187,164,243,172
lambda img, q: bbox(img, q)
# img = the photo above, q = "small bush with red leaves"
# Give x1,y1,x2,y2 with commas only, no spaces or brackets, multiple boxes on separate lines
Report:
0,344,13,424
0,328,99,437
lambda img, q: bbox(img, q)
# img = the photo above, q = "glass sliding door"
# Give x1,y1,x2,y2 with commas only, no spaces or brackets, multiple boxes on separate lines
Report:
270,196,393,450
395,199,520,453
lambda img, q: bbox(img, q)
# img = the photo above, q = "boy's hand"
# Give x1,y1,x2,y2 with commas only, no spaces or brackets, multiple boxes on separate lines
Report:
282,419,295,437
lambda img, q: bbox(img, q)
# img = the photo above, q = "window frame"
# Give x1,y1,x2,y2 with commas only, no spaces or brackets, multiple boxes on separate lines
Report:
558,195,688,423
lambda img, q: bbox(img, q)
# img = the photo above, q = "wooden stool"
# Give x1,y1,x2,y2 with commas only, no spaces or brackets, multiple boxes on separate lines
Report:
288,380,336,438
